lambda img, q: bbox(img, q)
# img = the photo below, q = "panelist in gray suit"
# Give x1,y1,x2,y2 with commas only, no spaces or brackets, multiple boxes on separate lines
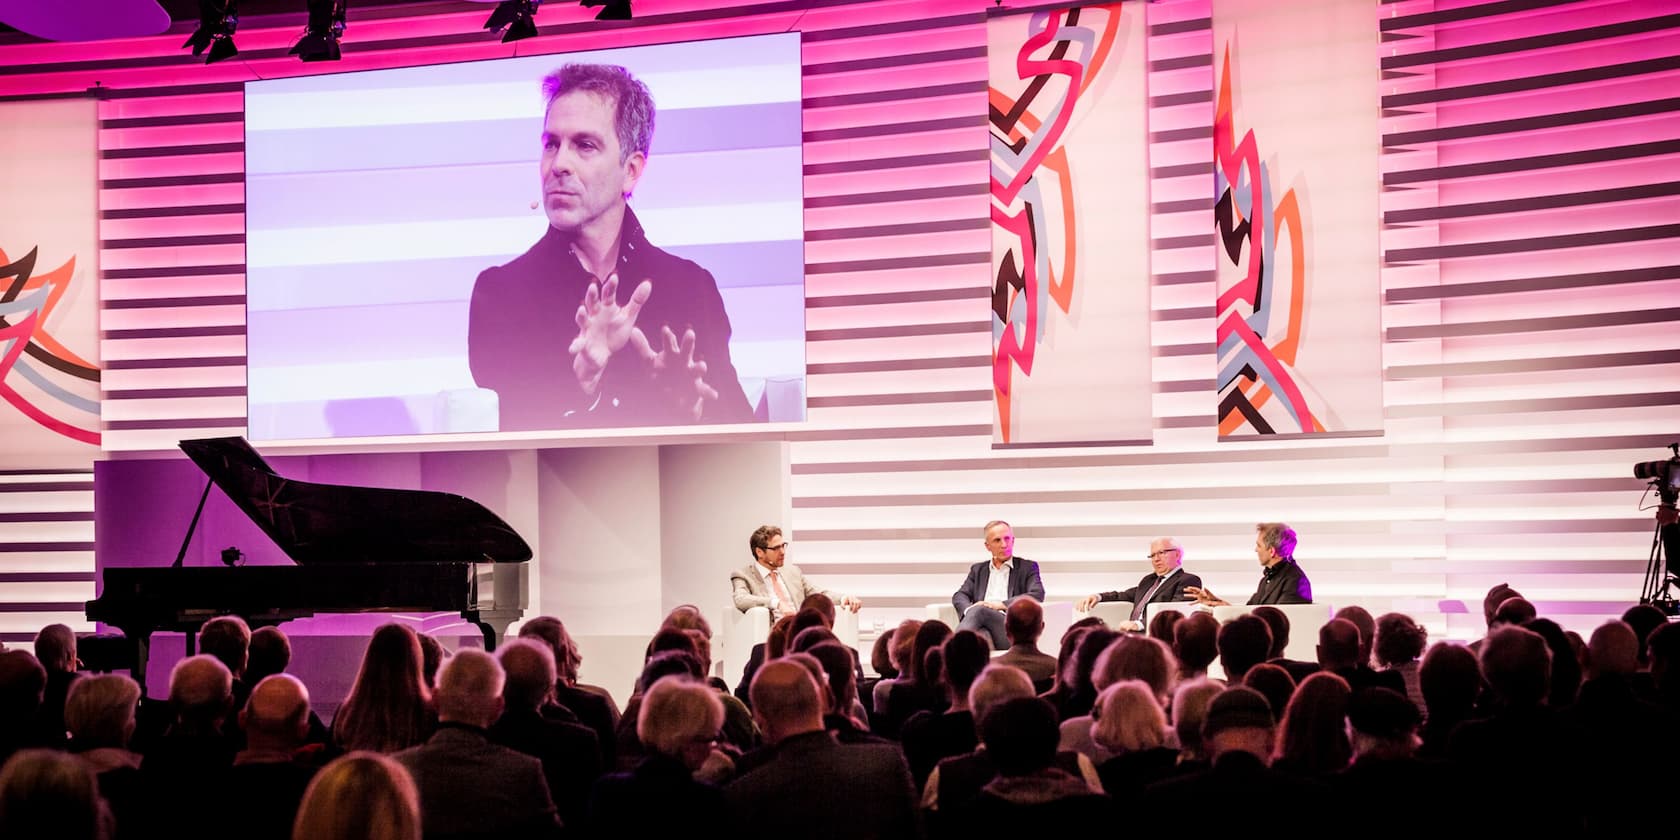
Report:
730,525,860,620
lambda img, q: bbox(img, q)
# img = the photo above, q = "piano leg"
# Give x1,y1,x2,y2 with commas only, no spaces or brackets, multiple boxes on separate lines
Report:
130,633,153,697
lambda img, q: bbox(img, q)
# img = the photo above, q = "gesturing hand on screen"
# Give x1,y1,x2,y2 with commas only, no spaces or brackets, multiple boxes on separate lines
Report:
631,324,722,420
569,273,653,396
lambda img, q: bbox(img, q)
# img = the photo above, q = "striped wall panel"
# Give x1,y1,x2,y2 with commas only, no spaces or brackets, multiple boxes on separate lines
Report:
0,470,96,645
0,0,1673,643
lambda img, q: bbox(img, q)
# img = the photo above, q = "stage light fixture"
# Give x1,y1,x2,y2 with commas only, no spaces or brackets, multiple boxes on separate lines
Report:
183,0,239,64
484,0,541,43
581,0,631,20
291,0,347,62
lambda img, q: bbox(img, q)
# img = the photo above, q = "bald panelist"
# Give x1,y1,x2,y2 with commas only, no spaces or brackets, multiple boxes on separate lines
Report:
1075,537,1203,631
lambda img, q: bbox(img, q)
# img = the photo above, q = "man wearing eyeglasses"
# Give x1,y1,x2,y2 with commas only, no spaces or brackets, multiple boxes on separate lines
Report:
1074,537,1202,631
730,525,861,620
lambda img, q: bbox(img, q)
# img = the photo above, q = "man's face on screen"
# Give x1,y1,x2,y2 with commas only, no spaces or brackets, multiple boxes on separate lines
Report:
541,90,645,240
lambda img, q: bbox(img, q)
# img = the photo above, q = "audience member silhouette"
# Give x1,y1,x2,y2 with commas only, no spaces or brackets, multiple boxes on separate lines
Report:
587,677,728,835
1271,671,1352,778
995,598,1057,691
1373,612,1427,715
395,648,561,839
32,623,79,750
1091,680,1177,810
727,659,918,840
1215,615,1272,683
226,675,319,840
489,639,601,830
0,747,111,840
331,624,434,754
291,751,420,840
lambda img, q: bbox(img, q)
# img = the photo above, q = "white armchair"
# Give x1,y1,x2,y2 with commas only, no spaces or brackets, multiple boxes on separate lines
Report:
1072,601,1136,630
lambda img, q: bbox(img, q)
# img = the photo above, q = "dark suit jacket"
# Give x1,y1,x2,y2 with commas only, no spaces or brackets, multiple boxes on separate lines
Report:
1098,568,1204,610
725,731,918,840
468,208,752,431
995,642,1058,691
394,722,561,839
952,558,1046,615
490,706,602,831
588,753,726,837
1246,559,1313,605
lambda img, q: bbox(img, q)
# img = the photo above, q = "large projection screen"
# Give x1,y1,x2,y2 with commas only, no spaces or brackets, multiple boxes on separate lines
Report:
244,33,805,441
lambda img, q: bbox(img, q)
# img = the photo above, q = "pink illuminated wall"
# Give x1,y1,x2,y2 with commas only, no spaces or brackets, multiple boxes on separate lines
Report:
0,0,1674,644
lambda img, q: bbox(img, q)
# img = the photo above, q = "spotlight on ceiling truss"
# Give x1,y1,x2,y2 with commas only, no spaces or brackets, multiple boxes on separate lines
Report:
484,0,541,43
580,0,631,20
290,0,347,61
183,0,239,64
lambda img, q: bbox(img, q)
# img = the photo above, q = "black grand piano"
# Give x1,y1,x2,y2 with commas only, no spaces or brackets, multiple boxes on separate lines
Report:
86,437,532,690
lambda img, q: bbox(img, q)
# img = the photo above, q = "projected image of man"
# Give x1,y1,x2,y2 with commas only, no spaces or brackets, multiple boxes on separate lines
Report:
469,63,753,430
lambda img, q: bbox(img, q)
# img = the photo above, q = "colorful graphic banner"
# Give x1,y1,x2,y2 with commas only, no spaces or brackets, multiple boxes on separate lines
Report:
0,98,101,452
988,3,1153,446
1212,0,1383,438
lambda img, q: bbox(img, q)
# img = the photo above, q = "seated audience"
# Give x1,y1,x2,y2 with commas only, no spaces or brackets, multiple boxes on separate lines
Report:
332,624,434,754
489,638,601,829
1416,642,1479,759
1448,625,1586,833
994,599,1057,691
1522,617,1582,708
1271,671,1352,778
1332,687,1434,830
901,630,989,788
292,752,420,840
227,675,320,840
1373,612,1427,716
1140,686,1326,832
395,648,561,839
244,626,329,746
1332,605,1377,666
872,619,921,720
876,620,953,738
587,677,728,834
32,623,79,749
518,615,620,765
946,697,1109,834
806,641,884,745
923,665,1101,817
1060,634,1176,762
1042,626,1119,722
1091,680,1177,809
1147,609,1183,644
1168,678,1223,771
1239,663,1297,723
199,616,254,719
0,748,111,840
1317,618,1404,696
1215,615,1272,683
0,650,48,766
1252,605,1317,682
726,660,918,840
1171,612,1218,681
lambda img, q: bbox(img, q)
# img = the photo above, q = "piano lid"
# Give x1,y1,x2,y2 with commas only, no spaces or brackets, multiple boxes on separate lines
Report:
179,437,532,565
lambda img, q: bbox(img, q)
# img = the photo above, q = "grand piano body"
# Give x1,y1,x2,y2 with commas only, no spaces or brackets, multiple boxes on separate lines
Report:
86,437,532,690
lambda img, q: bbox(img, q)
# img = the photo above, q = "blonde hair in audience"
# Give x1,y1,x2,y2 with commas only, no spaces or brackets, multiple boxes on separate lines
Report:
638,678,724,756
63,674,142,749
0,748,110,840
292,752,420,840
1091,680,1169,753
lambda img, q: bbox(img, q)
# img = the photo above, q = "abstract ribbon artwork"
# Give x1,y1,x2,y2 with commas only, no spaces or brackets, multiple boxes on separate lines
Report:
0,245,100,445
1213,42,1320,437
988,3,1151,446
